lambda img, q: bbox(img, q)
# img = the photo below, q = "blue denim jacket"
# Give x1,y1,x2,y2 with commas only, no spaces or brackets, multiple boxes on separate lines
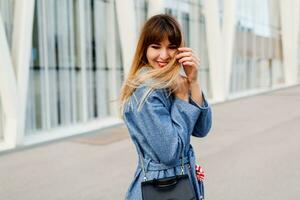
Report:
123,76,212,200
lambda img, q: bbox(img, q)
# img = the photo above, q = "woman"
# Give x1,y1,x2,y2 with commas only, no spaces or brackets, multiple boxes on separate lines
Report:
119,14,212,200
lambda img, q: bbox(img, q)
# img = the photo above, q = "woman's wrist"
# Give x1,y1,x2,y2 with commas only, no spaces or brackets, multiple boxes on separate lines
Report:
189,81,204,106
189,81,200,90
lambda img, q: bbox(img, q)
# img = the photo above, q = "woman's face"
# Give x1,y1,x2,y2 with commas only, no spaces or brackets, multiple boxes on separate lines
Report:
146,38,177,69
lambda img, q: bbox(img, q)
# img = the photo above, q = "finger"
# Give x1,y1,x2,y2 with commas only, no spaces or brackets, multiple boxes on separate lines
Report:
178,56,194,63
175,51,193,59
177,47,193,52
182,61,195,66
180,57,199,66
176,51,199,61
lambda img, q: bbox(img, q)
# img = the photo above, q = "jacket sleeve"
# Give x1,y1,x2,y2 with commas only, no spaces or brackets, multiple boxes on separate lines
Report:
135,89,202,165
189,92,212,137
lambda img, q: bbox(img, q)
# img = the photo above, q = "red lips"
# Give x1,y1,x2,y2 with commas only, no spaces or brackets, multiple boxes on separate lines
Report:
157,61,168,68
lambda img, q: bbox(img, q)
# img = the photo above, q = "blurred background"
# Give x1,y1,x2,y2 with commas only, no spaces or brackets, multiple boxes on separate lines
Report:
1,0,297,151
0,0,300,199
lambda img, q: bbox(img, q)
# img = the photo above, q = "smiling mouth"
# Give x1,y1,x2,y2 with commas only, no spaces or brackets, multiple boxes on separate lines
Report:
157,61,168,67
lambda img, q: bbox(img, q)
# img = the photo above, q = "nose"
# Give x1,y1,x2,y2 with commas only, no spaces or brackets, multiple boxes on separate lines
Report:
159,48,170,60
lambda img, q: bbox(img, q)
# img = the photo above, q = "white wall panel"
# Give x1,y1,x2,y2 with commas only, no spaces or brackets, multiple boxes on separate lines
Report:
280,0,300,85
115,0,137,76
12,0,35,143
0,12,18,149
204,0,226,101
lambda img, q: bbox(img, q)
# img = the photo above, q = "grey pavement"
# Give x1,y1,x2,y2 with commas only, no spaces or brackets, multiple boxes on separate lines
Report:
1,85,300,200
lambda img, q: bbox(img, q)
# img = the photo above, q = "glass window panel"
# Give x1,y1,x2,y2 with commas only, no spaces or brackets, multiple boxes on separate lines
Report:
26,0,49,133
218,0,224,26
83,0,96,120
25,70,34,133
55,0,74,125
114,6,124,98
231,0,283,95
181,12,190,46
98,0,123,117
135,0,147,33
73,0,84,122
198,13,211,97
47,0,59,127
25,5,40,133
26,0,85,135
68,1,78,123
94,0,109,118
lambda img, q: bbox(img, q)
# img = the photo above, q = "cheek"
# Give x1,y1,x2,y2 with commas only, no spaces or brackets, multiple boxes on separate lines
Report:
146,49,157,62
169,50,177,58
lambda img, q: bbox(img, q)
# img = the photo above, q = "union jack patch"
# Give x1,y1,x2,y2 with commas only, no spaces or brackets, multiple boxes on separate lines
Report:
195,164,205,181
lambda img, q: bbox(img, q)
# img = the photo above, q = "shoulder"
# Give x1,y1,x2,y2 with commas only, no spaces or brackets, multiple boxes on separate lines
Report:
137,86,171,103
125,86,172,112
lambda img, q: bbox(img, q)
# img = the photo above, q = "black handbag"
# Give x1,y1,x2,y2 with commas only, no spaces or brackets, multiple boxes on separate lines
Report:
139,152,196,200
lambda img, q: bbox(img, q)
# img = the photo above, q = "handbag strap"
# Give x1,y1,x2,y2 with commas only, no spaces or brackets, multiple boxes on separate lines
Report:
138,149,186,181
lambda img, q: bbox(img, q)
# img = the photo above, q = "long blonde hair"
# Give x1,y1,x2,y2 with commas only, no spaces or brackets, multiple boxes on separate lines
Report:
119,14,184,116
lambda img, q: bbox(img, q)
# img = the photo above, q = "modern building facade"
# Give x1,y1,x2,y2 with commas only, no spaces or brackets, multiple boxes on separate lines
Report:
0,0,299,152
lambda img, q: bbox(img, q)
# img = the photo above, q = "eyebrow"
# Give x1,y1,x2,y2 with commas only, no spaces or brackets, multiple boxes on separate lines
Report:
151,43,176,46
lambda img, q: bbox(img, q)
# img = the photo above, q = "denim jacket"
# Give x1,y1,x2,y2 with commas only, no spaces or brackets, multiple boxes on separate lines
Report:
123,71,212,200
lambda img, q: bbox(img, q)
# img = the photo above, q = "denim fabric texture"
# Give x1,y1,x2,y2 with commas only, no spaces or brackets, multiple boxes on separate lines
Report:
123,69,212,200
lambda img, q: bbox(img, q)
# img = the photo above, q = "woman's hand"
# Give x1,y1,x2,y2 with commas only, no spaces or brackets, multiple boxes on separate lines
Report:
170,76,190,102
175,47,200,84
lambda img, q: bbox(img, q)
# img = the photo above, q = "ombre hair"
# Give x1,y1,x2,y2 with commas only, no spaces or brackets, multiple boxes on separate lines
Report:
119,14,184,116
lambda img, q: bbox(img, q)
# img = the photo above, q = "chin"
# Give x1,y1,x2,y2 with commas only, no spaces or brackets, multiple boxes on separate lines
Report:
151,65,162,69
157,64,167,68
150,62,166,69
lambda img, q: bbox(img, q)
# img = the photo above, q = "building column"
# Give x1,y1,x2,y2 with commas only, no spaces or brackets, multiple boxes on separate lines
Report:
280,0,300,85
223,0,236,98
106,0,118,116
115,0,137,77
204,0,226,102
12,0,35,145
189,0,201,54
0,13,18,150
77,0,88,122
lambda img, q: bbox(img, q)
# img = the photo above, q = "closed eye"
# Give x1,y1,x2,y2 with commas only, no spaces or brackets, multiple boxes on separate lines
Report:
150,45,160,49
169,45,177,49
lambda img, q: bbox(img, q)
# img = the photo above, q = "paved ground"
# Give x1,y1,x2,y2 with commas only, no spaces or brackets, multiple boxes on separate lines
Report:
0,85,300,200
